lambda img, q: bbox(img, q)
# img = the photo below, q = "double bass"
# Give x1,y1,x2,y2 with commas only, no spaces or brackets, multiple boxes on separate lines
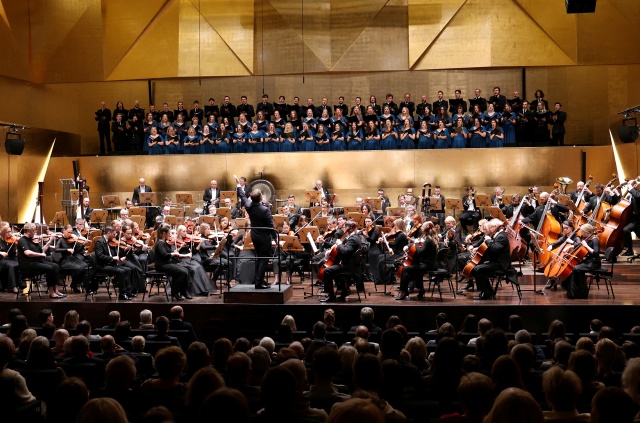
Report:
529,185,562,266
598,177,633,256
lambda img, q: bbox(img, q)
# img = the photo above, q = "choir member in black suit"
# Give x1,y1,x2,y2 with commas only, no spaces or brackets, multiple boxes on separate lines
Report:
147,104,158,122
237,95,255,121
128,114,144,151
113,101,128,122
432,91,448,116
128,100,145,121
18,223,64,298
289,96,303,120
256,94,274,121
530,89,549,112
174,101,189,122
489,87,507,113
369,96,381,116
460,187,481,234
204,98,219,123
132,178,153,205
533,101,550,145
396,222,440,300
516,101,533,145
551,102,567,146
94,227,133,300
401,93,415,117
304,98,319,118
471,88,487,112
154,225,189,300
236,175,276,289
111,113,127,152
469,219,516,300
334,96,348,117
416,95,430,118
95,101,112,155
220,96,238,127
157,103,175,123
189,100,204,123
320,221,362,302
448,89,468,114
509,90,523,113
351,97,366,117
274,96,289,118
318,97,332,118
384,94,399,116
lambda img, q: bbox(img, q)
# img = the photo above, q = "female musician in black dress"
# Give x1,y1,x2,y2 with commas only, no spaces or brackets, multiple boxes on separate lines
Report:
175,224,212,297
55,224,92,293
565,223,600,299
363,215,382,284
154,225,189,301
0,222,20,293
396,222,439,300
376,219,408,285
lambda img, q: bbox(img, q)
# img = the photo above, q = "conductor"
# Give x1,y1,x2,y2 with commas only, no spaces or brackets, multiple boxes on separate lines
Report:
235,175,276,289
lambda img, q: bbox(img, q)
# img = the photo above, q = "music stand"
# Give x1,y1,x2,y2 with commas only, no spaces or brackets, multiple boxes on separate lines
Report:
445,198,462,219
502,195,512,205
90,209,108,229
51,211,67,227
347,212,366,228
130,215,145,227
209,237,228,297
175,193,193,205
488,206,507,222
198,215,220,228
138,192,157,205
475,194,492,219
169,208,185,217
70,189,89,203
365,197,382,212
343,206,361,214
279,235,304,285
273,215,289,230
309,206,322,217
216,207,231,220
243,232,254,250
557,195,577,212
129,207,146,217
386,207,405,217
102,195,120,208
163,215,177,227
299,226,320,251
277,207,288,214
220,191,237,203
305,190,322,204
231,218,248,228
311,216,328,232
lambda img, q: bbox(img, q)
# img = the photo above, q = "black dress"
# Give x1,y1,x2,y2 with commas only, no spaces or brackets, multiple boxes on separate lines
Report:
566,238,600,299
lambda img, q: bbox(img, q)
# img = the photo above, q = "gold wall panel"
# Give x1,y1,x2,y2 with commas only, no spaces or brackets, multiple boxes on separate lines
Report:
0,1,31,81
39,145,637,225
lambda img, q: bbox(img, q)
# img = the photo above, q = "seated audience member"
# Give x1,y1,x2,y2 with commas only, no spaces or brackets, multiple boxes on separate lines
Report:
483,387,544,423
51,328,70,355
169,305,198,347
622,356,640,405
422,337,464,402
47,377,89,423
76,397,129,423
139,346,188,413
0,334,36,404
77,319,101,341
326,398,385,423
349,307,382,336
185,341,211,380
569,349,605,413
404,336,429,374
303,346,350,413
197,387,251,423
589,387,638,423
139,309,154,330
247,346,271,387
541,366,590,421
439,372,495,422
305,322,338,364
58,335,106,390
185,366,225,417
147,316,181,348
211,338,234,374
491,355,524,395
279,359,328,422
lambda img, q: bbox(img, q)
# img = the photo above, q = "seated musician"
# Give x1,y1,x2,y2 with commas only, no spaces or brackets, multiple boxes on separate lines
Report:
55,224,93,293
281,205,299,231
196,222,227,286
440,215,464,274
311,217,341,285
520,191,569,227
581,183,620,216
569,181,593,205
545,220,579,290
404,205,417,231
501,193,534,219
318,202,332,218
565,223,600,299
205,205,220,219
0,222,20,293
118,225,146,294
622,179,640,257
17,223,65,298
155,206,172,229
311,179,330,207
320,221,362,303
94,226,134,300
460,187,481,234
275,220,302,283
81,197,93,223
223,198,242,219
363,215,381,283
154,225,190,301
396,222,440,300
174,224,211,297
287,195,302,214
376,219,408,285
130,221,151,273
203,179,221,209
407,214,423,241
469,219,516,300
457,219,489,292
72,218,89,239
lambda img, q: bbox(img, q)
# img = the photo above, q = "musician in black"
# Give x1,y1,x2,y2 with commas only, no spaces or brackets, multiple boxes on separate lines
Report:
111,113,127,152
545,220,579,290
311,180,330,206
471,88,487,112
516,101,533,145
174,101,189,122
622,179,640,257
222,197,242,219
318,97,332,118
128,100,145,121
55,224,94,293
460,187,481,234
203,180,221,208
416,95,430,118
197,222,227,285
17,223,65,298
565,223,600,299
501,194,534,220
396,222,439,300
132,178,153,205
581,183,620,216
204,98,219,123
95,101,112,155
401,93,415,117
189,100,204,123
220,96,238,127
274,96,289,117
158,103,175,122
457,219,489,292
489,87,507,113
521,192,569,228
94,226,133,300
236,176,276,289
550,102,567,146
334,96,348,117
0,222,20,293
256,94,274,121
569,181,593,205
470,219,514,300
320,221,362,303
376,219,408,285
432,91,448,116
154,225,189,301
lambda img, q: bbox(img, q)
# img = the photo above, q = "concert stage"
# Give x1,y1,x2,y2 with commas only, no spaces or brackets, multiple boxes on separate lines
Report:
5,259,640,347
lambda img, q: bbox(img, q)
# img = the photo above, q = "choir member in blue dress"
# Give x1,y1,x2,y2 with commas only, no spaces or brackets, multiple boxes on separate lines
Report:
352,106,365,132
298,121,315,151
289,109,302,132
434,120,450,149
237,113,251,133
399,119,416,149
232,124,247,153
254,111,269,132
435,106,452,129
488,119,504,148
303,108,317,132
452,104,469,127
364,120,380,150
280,122,297,152
205,114,219,135
147,127,164,155
380,105,396,128
469,104,483,127
398,107,414,127
183,127,200,154
247,122,265,153
315,124,330,151
501,103,516,146
143,113,158,153
189,116,203,139
331,108,347,133
317,109,331,133
264,123,280,153
216,122,232,154
380,119,399,150
416,120,434,149
482,103,500,126
450,117,470,149
469,118,487,148
346,122,363,151
199,125,215,154
364,106,380,128
174,115,187,146
272,110,286,134
164,126,180,155
157,114,172,136
330,123,346,151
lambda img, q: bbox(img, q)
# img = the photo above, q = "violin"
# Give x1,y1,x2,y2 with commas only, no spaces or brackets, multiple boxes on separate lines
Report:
65,235,86,245
108,238,128,249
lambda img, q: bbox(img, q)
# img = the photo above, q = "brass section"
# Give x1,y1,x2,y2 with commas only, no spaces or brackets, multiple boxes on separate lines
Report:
413,0,574,70
40,146,635,224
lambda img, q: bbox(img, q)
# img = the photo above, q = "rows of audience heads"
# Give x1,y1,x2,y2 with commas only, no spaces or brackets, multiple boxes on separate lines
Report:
2,306,640,423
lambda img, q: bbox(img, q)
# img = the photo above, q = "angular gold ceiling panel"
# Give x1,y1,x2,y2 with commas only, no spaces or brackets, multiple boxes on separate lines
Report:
101,0,166,77
0,0,9,29
408,0,466,68
0,0,31,81
414,0,575,70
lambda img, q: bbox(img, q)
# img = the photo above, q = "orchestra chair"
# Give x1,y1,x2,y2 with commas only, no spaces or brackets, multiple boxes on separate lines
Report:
143,269,171,301
586,246,615,298
488,268,522,301
87,271,114,300
335,246,368,303
16,270,45,300
425,248,456,301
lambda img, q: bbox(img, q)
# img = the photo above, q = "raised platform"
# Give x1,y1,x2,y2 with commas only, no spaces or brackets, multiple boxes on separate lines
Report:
223,283,293,304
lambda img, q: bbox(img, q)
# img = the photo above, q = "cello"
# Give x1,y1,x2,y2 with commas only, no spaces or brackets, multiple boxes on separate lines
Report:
462,241,488,279
544,227,603,283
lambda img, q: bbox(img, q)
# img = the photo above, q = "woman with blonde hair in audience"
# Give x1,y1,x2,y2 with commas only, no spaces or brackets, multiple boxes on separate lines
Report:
63,309,79,329
595,338,623,387
622,356,640,404
404,336,429,374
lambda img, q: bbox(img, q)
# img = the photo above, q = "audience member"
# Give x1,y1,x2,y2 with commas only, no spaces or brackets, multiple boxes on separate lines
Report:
589,386,638,423
169,305,198,347
541,366,590,421
349,307,382,335
198,388,250,423
483,387,544,423
139,309,154,329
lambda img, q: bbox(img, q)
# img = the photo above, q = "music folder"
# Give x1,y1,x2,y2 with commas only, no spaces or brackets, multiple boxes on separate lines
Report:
273,215,289,230
474,194,492,208
175,193,193,205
